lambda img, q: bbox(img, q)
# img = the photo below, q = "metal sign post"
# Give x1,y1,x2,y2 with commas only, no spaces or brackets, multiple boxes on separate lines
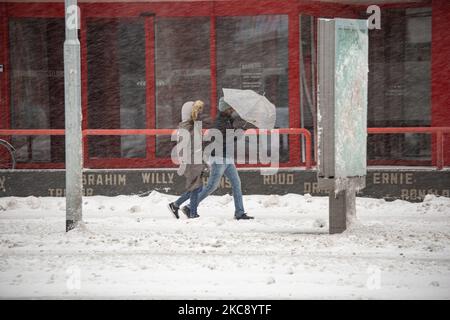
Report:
64,0,83,232
317,18,369,234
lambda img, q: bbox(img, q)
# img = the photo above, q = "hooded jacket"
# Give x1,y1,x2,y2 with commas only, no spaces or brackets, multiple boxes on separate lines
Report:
176,120,207,191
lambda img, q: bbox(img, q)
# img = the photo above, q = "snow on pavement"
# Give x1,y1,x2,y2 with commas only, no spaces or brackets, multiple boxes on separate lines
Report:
0,191,450,299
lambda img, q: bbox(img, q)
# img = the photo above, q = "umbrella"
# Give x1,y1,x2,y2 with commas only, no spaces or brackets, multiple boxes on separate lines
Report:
222,88,276,129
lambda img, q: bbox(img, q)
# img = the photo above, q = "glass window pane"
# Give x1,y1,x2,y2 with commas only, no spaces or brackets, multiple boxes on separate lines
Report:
368,133,431,162
9,18,65,163
216,15,289,162
12,135,65,163
87,18,146,159
300,15,317,163
367,8,431,162
155,17,211,158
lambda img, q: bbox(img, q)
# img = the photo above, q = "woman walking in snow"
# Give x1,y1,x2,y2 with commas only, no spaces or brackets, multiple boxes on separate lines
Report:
168,100,207,219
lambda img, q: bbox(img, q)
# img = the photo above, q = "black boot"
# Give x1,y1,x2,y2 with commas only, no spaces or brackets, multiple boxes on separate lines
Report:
181,206,200,219
168,202,179,219
235,213,254,220
181,206,191,218
189,212,200,219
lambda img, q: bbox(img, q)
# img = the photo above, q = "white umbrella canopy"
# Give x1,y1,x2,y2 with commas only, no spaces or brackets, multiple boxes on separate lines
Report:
222,88,277,129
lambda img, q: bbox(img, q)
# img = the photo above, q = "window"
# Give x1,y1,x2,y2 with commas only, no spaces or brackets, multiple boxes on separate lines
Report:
155,17,211,158
6,5,433,169
300,9,432,165
87,18,146,159
9,18,65,163
367,8,432,163
216,15,289,162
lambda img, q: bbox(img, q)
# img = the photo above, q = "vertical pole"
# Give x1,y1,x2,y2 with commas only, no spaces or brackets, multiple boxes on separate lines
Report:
329,191,347,234
288,13,301,166
436,131,443,170
64,0,83,232
328,178,361,234
144,14,155,163
210,16,217,119
0,3,10,136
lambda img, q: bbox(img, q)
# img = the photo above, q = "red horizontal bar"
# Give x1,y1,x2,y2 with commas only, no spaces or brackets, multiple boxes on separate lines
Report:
85,128,314,136
82,128,312,169
5,127,448,170
83,129,176,136
368,127,450,134
5,127,448,135
4,127,448,136
0,129,65,135
0,127,313,169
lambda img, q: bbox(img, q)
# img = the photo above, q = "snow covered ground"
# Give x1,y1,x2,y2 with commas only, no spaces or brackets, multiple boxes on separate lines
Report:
0,191,449,299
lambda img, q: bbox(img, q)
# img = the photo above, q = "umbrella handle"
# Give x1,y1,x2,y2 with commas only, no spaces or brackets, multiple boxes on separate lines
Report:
243,121,249,129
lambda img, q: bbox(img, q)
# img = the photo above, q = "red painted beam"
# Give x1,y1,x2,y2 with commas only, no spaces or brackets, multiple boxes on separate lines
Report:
0,129,66,135
368,127,450,134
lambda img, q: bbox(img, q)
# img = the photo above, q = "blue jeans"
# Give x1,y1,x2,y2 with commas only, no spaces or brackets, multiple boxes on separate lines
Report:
175,186,202,215
175,190,191,208
177,158,245,217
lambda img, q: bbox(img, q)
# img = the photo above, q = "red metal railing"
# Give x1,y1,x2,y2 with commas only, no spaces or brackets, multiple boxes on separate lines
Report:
368,127,450,170
0,128,313,169
2,127,448,169
0,129,66,136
